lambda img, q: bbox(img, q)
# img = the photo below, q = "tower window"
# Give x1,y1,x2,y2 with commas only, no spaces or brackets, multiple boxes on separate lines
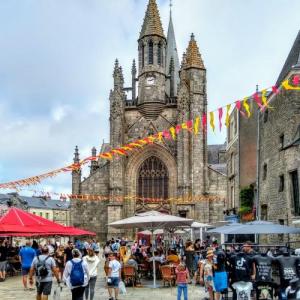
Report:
290,170,299,216
263,163,267,180
279,174,284,192
148,40,153,65
157,42,162,66
263,109,269,123
142,44,145,68
279,134,284,149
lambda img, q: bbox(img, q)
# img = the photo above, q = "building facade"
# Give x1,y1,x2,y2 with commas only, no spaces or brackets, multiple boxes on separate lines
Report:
225,30,300,234
71,0,227,241
259,31,300,230
0,193,70,226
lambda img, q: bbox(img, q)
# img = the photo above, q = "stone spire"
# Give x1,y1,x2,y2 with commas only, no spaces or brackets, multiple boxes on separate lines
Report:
113,59,124,89
73,145,80,164
185,33,205,69
166,6,180,95
131,59,137,101
139,0,165,40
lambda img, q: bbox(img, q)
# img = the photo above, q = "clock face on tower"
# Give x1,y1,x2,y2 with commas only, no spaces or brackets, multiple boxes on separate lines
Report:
146,76,155,86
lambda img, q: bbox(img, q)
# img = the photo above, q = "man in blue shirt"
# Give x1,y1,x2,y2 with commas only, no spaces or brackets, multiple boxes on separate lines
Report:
19,241,36,290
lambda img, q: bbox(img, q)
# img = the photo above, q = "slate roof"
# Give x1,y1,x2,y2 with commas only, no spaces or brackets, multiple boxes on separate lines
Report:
208,144,226,164
276,30,300,85
209,163,227,176
139,0,165,39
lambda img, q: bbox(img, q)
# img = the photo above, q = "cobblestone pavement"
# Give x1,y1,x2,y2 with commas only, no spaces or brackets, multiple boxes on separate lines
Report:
0,268,207,300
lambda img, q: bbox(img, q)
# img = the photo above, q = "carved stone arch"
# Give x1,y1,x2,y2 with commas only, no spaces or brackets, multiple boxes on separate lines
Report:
125,143,177,214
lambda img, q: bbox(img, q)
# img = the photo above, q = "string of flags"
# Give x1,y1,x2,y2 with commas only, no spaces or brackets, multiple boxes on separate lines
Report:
0,75,299,190
8,187,223,203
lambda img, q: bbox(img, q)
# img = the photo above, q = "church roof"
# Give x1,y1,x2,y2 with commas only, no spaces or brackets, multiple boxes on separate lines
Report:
185,34,205,69
209,164,227,176
139,0,165,40
276,30,300,85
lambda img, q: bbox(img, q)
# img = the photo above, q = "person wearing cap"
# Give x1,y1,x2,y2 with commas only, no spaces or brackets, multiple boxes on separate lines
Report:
83,247,100,300
199,249,215,300
63,248,89,300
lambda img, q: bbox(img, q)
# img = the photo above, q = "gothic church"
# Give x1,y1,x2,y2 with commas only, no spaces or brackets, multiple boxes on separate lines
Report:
71,0,227,241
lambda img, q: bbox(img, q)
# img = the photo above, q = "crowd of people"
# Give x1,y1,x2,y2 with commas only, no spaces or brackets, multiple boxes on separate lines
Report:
2,236,300,299
0,238,101,300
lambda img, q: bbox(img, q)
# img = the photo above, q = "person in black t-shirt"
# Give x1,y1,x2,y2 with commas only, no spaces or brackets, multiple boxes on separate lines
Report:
63,241,74,265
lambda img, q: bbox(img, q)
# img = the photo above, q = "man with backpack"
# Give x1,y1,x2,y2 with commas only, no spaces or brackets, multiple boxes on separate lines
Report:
63,248,89,300
29,246,60,300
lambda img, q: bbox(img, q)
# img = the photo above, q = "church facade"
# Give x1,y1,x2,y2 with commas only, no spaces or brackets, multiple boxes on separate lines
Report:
71,0,227,241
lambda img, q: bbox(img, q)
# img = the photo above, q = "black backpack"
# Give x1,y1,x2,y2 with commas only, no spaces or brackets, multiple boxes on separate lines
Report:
36,255,50,278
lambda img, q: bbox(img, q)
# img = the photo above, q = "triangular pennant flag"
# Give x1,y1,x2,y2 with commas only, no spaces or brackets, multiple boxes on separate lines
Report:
169,127,176,140
243,97,251,118
194,117,200,135
162,130,172,140
218,108,223,131
202,113,207,133
209,111,215,132
235,100,246,117
253,92,264,110
225,104,231,127
272,85,280,94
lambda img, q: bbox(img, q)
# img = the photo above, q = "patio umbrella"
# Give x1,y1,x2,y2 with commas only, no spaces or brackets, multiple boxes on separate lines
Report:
190,221,212,240
208,220,300,235
109,210,193,288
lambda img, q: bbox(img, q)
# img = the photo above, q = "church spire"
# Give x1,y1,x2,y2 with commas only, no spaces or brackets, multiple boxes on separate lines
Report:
185,33,205,69
139,0,165,40
166,2,180,95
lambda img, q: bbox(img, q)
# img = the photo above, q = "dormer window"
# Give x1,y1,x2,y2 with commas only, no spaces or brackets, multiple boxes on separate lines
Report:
148,40,153,65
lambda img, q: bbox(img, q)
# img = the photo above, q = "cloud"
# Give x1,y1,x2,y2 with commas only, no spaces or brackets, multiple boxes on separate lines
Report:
0,0,300,196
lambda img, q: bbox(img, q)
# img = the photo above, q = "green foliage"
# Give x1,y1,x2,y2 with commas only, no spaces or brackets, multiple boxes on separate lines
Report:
240,186,254,208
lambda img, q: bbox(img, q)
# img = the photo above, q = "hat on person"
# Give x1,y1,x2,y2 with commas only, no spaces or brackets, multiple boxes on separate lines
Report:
206,249,214,257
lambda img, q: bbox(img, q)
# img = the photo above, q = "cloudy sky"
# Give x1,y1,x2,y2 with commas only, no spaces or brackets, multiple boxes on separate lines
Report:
0,0,299,197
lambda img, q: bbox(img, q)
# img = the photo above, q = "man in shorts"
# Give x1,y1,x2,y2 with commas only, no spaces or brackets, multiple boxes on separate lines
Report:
29,246,60,300
107,253,121,300
19,241,36,290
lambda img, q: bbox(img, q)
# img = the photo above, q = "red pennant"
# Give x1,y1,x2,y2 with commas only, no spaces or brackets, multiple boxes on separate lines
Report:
175,124,182,134
202,113,207,133
162,130,172,140
272,86,280,94
292,75,300,86
253,93,264,109
218,107,223,131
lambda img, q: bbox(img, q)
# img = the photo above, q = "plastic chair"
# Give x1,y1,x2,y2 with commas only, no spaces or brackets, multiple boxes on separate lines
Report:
160,265,176,287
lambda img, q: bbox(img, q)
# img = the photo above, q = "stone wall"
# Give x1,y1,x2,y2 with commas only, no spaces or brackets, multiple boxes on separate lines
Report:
259,80,300,243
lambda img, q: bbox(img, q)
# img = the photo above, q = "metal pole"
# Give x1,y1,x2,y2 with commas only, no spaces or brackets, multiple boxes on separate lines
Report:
256,101,260,221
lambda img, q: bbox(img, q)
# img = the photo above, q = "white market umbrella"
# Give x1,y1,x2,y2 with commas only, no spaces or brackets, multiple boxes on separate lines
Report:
138,229,164,235
190,221,212,241
109,210,193,288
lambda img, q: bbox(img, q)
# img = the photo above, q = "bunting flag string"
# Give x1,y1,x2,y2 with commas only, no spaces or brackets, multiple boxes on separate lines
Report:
0,76,299,190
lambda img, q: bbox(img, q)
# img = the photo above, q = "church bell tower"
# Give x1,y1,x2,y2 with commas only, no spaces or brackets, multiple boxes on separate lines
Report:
138,0,167,110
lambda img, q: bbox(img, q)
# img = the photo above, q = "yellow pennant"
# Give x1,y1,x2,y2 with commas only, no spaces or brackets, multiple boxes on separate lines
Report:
225,104,231,127
282,79,300,90
261,89,268,107
169,127,176,140
209,112,215,132
194,117,200,135
243,97,251,118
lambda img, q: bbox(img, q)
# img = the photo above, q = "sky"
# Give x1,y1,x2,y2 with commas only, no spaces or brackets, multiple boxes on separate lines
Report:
0,0,299,197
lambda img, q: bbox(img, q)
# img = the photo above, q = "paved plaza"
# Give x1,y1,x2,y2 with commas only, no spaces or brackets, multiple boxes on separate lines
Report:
0,261,207,300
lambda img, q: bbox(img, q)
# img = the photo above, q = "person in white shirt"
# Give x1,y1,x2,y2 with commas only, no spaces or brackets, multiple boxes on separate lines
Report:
107,253,121,300
63,249,89,300
83,248,100,300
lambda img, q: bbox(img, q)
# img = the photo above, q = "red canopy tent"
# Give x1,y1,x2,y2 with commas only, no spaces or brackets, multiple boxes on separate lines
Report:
0,207,96,237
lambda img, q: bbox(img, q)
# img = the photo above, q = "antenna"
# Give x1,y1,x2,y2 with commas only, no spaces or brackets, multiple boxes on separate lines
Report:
169,0,173,14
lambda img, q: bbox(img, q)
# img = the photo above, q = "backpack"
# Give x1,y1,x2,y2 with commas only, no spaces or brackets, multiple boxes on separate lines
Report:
70,260,84,286
36,255,50,278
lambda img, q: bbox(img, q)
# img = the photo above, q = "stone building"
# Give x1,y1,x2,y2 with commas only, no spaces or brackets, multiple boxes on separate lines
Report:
259,31,300,230
225,30,300,233
226,106,257,213
71,0,227,241
0,193,70,225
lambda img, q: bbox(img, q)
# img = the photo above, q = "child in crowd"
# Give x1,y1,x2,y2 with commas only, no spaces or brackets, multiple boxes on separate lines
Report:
175,263,190,300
